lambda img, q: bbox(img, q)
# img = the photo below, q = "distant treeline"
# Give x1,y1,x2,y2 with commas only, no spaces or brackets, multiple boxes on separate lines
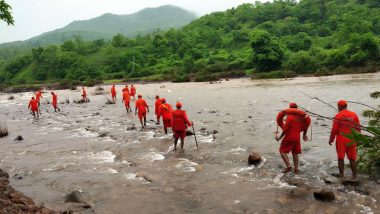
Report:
0,0,379,85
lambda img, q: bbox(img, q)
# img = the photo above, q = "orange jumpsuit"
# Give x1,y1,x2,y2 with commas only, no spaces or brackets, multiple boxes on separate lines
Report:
155,98,162,120
111,86,116,98
135,98,148,120
159,103,173,128
36,91,42,103
28,99,39,112
172,109,192,139
329,109,360,161
130,86,136,97
122,87,129,93
52,93,58,108
123,91,130,108
280,115,304,154
82,88,87,98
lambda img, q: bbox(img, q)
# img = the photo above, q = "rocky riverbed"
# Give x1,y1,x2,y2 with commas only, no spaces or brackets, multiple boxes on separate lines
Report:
0,74,379,213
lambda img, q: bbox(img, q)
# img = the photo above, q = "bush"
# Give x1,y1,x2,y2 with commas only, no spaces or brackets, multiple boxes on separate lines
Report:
283,51,319,74
194,70,219,82
172,74,190,83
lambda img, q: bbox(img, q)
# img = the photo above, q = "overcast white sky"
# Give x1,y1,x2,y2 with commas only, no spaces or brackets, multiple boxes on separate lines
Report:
0,0,271,44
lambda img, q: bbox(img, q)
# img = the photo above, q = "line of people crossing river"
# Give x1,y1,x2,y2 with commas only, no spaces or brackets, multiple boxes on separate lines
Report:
26,84,361,180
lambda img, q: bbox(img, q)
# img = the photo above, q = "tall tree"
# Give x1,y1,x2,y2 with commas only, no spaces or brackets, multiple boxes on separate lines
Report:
0,0,14,25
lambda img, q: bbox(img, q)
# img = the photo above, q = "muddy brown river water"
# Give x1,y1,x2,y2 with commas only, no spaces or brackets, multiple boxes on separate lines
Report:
0,74,379,213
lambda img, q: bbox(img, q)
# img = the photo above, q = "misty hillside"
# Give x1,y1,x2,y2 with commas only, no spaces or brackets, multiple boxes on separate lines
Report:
0,5,197,48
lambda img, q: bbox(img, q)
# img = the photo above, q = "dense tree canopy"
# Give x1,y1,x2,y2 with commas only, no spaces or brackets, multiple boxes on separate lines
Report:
0,0,379,85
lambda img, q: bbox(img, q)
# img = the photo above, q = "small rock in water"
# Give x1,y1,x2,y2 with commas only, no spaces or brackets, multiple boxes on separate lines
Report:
13,174,22,180
14,136,24,141
127,126,136,131
98,132,108,138
212,130,218,134
313,189,335,202
355,185,371,195
341,179,361,186
320,173,339,185
248,149,262,166
65,190,85,203
0,171,9,178
136,171,153,182
248,116,252,119
186,130,194,136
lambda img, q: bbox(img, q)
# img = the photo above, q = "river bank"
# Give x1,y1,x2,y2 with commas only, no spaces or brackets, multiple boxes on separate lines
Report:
0,73,379,213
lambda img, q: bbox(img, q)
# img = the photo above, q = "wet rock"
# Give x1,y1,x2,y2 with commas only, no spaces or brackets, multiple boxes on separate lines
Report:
355,185,371,195
209,110,218,114
320,173,339,185
136,171,153,182
0,172,9,178
83,201,95,209
8,95,14,100
212,130,218,134
65,190,85,203
14,135,24,141
248,149,262,166
0,125,8,137
282,177,308,188
288,187,310,197
313,189,335,202
127,126,137,131
62,210,74,214
98,132,108,138
186,130,194,136
248,116,252,119
341,179,361,186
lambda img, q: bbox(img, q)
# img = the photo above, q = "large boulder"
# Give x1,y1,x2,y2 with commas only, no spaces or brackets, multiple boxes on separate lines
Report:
313,189,335,202
248,149,262,166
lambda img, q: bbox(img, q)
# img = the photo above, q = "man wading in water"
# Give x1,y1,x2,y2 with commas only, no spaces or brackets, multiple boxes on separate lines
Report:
276,103,310,175
172,102,193,151
135,95,149,128
158,98,173,134
28,97,39,119
329,100,361,180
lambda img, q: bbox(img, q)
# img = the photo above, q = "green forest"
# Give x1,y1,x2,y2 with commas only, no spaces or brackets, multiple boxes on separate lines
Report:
0,0,379,86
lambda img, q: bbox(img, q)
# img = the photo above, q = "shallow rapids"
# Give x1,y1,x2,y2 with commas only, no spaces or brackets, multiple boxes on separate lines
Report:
0,73,379,213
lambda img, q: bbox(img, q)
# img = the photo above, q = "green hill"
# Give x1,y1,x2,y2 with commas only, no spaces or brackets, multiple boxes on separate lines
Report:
0,5,197,49
0,0,379,85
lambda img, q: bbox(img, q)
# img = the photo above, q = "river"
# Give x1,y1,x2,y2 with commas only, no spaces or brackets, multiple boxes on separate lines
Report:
0,73,379,213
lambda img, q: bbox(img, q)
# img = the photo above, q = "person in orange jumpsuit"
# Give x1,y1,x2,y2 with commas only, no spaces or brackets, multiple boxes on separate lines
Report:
122,85,129,101
28,97,39,119
35,90,43,105
111,85,117,103
82,86,88,102
51,92,60,112
158,98,173,134
154,95,162,125
172,102,193,151
135,95,149,128
122,90,131,112
329,100,361,180
275,103,309,174
130,85,136,100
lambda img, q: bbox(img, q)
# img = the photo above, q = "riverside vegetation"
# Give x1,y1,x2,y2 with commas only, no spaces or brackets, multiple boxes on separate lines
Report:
0,0,379,86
